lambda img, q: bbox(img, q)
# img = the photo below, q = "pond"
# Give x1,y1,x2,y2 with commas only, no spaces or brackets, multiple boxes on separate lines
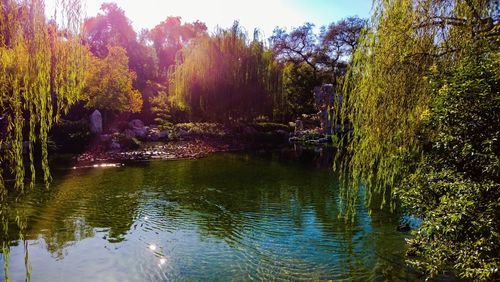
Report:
1,150,417,281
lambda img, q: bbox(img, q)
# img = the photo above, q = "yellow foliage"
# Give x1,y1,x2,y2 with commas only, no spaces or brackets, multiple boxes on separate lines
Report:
84,46,143,113
0,0,87,193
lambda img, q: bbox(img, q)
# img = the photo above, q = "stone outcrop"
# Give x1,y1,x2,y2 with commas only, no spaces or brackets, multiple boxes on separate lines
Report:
128,119,147,139
89,110,103,134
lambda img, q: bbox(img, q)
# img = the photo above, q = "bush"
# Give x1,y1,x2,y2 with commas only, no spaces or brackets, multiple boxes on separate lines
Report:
175,123,226,137
254,122,291,132
400,55,500,281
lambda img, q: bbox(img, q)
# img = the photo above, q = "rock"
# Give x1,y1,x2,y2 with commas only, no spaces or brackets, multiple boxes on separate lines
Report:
128,119,144,128
147,127,161,141
158,130,169,140
120,136,141,150
317,137,329,143
89,110,103,134
275,129,289,137
294,118,304,133
149,133,159,141
177,129,189,138
128,119,146,139
275,129,290,143
146,128,168,141
396,223,411,232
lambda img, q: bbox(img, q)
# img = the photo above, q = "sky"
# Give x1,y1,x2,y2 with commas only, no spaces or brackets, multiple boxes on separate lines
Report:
46,0,372,38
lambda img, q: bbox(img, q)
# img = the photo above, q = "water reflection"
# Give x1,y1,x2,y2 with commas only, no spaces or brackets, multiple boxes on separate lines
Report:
1,150,416,281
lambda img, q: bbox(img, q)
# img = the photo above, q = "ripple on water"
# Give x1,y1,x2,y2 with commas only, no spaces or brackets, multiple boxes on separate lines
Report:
2,153,412,281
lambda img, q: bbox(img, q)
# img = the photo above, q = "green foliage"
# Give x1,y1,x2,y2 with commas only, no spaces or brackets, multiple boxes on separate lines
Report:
0,0,87,193
175,122,227,137
84,46,143,113
253,122,291,132
271,18,366,120
166,22,283,122
50,118,91,153
336,0,499,280
1,2,86,279
337,0,434,217
404,170,499,280
426,56,500,181
150,88,187,128
281,63,317,117
400,56,500,280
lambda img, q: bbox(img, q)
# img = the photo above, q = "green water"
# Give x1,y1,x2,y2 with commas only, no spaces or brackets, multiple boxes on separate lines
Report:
1,151,415,281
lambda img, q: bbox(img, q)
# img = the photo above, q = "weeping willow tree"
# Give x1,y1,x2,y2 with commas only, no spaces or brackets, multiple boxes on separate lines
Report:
337,0,499,279
0,0,87,194
1,1,87,279
165,22,284,122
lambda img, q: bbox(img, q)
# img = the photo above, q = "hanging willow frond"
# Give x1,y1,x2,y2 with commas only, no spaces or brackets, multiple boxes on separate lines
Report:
0,0,87,196
336,0,499,219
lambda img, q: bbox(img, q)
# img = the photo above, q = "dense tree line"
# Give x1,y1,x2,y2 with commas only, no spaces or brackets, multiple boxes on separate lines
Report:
80,3,366,124
156,17,366,123
0,0,365,191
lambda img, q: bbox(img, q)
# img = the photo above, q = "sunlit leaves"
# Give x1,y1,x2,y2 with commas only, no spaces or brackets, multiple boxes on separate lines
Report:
165,23,283,122
0,0,87,193
337,0,499,279
84,46,143,113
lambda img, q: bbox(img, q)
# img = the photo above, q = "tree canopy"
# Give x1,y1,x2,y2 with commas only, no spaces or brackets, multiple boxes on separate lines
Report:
149,16,207,78
84,2,158,90
84,45,142,113
165,23,283,122
270,17,366,118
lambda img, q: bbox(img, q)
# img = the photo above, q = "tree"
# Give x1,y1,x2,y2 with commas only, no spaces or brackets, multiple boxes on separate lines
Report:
402,55,500,280
271,23,320,79
281,63,317,118
271,18,366,118
163,22,283,122
85,46,142,113
84,3,158,88
336,0,499,279
319,16,367,79
149,16,207,78
1,2,87,278
84,2,136,58
0,0,87,192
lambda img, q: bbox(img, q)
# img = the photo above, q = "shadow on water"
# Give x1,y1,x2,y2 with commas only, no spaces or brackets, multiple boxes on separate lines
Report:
1,147,423,281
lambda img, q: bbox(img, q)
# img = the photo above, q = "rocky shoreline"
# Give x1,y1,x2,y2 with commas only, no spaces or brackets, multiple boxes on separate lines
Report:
58,113,338,168
74,138,250,166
